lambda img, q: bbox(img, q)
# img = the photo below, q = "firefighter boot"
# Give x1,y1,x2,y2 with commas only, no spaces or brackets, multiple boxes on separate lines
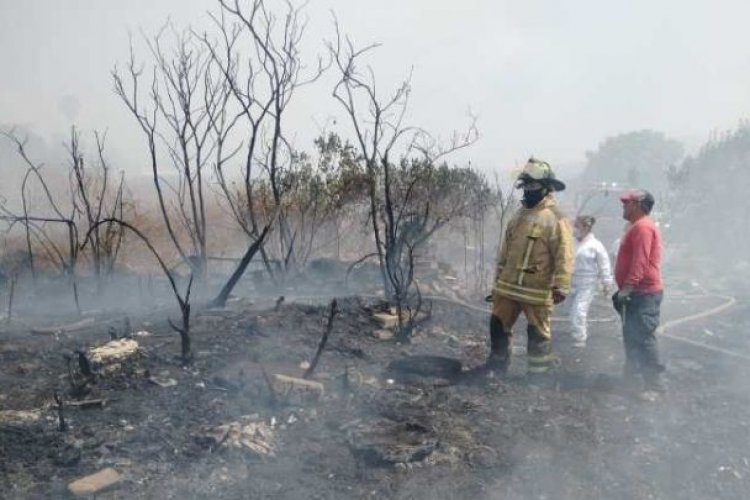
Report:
487,315,510,374
527,324,555,388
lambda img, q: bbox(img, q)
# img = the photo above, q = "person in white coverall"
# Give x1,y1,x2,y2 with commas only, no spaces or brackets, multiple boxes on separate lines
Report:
569,216,615,347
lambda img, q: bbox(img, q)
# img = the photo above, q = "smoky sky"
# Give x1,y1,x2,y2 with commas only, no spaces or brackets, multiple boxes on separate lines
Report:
2,0,749,176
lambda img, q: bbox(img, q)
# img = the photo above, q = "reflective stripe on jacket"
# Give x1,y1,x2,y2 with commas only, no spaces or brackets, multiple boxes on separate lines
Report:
494,195,574,306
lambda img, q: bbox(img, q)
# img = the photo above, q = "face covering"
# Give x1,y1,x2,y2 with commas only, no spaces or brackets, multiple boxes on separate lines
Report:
522,188,547,208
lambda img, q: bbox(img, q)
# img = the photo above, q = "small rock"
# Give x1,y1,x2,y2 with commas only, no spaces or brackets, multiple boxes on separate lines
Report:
67,468,122,496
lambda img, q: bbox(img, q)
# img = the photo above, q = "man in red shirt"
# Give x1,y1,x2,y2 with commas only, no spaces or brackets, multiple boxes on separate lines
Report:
613,189,666,393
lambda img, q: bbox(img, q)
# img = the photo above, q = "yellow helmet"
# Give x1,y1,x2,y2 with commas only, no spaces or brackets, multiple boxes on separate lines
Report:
515,157,566,191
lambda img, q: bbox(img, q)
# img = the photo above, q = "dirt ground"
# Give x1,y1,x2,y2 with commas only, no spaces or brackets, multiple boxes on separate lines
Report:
1,270,749,499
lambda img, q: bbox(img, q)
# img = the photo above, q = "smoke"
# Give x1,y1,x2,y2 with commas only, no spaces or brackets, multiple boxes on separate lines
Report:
57,95,80,123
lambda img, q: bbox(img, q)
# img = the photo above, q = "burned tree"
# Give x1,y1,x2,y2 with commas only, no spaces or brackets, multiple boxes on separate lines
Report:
67,128,127,286
0,127,126,311
1,129,79,286
83,219,194,364
200,0,329,287
114,0,329,305
329,26,479,340
113,25,232,280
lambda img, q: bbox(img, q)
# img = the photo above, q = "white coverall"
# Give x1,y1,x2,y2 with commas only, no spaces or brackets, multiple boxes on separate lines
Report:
569,233,614,343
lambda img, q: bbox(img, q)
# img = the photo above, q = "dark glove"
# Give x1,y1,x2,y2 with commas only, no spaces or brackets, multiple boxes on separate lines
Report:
612,287,632,309
552,289,566,305
611,291,620,312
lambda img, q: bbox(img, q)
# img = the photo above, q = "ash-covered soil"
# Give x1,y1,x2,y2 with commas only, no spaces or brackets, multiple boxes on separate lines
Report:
1,279,749,499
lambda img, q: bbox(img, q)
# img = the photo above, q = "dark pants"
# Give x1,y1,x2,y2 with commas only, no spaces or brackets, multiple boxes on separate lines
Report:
613,291,665,381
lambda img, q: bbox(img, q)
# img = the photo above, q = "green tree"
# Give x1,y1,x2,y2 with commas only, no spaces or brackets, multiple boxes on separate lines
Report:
667,124,750,263
580,130,684,192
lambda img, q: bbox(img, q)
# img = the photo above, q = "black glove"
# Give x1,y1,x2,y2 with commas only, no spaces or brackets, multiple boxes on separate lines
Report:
611,287,632,310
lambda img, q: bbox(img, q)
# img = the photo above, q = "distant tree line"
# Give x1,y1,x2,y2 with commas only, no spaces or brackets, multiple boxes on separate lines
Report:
666,124,750,264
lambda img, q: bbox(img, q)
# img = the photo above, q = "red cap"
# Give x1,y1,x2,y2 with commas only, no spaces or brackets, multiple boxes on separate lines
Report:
619,190,643,202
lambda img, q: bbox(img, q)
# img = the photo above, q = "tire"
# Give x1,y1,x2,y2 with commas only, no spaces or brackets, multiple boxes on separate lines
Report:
386,355,462,379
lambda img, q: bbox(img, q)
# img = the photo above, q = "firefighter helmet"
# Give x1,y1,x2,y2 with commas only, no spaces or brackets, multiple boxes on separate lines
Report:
515,157,566,192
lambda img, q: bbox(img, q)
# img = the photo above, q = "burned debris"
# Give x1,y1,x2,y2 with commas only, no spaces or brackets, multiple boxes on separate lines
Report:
2,1,750,499
0,264,748,498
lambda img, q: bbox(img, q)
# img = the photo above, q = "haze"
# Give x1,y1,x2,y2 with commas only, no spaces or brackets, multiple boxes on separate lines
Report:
2,0,749,174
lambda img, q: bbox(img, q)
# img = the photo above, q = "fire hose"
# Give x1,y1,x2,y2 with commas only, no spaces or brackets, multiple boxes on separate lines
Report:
286,290,745,362
430,293,748,362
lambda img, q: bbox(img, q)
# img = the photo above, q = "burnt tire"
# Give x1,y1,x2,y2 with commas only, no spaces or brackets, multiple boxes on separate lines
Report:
386,355,462,379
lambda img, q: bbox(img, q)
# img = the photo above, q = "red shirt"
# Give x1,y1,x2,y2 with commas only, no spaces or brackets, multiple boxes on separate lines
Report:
615,216,663,293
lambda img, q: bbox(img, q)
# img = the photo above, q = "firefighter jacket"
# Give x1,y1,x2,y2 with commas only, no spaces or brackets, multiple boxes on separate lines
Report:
494,195,574,306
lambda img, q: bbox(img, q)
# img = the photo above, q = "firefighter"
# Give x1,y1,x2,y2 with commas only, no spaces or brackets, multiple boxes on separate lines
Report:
487,158,574,380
